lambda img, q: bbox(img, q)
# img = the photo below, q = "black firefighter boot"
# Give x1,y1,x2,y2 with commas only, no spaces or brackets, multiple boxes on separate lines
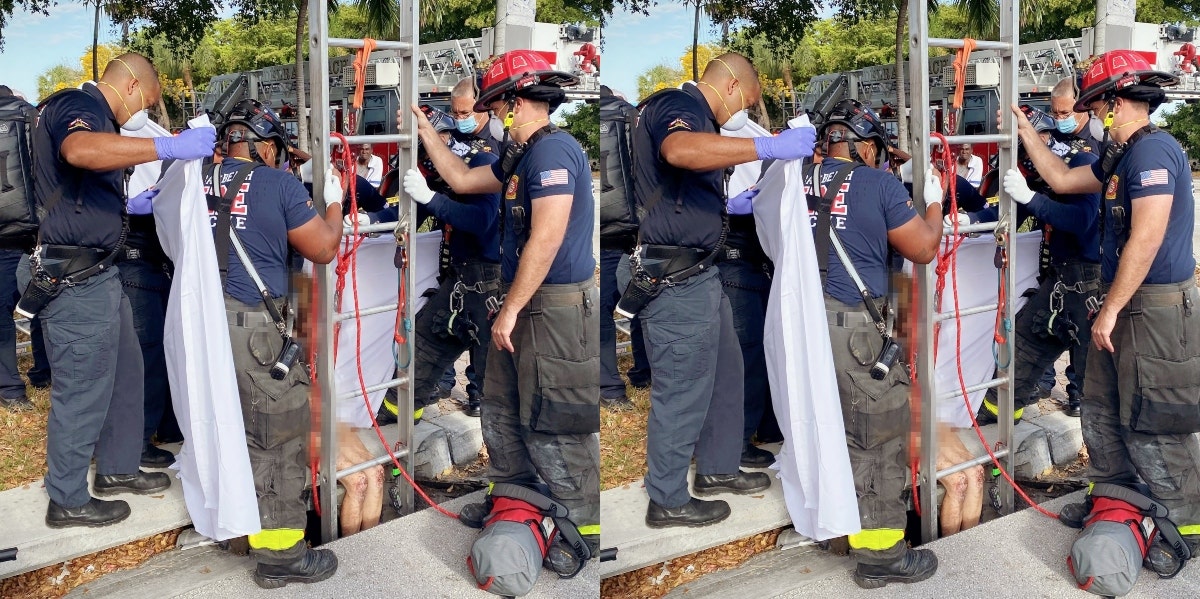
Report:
1144,534,1200,577
852,547,939,589
252,547,339,589
544,533,600,577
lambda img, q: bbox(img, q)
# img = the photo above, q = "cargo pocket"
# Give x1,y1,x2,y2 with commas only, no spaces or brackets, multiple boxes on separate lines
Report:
1131,354,1200,435
529,355,600,435
845,369,911,449
246,369,311,449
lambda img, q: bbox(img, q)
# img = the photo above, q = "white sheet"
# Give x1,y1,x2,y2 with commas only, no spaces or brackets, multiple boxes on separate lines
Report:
124,118,261,541
725,119,861,541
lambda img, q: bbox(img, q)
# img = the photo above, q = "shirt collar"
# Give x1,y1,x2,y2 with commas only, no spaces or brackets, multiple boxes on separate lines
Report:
80,82,119,128
681,82,718,127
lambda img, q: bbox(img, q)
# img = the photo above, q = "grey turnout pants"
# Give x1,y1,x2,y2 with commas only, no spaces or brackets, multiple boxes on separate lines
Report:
483,279,600,531
826,296,912,564
226,296,312,564
22,264,145,508
1083,280,1200,532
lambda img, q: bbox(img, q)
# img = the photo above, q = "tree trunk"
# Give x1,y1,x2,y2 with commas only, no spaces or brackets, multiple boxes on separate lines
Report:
692,2,700,81
183,61,198,115
782,61,796,118
92,2,101,82
757,95,770,129
295,0,310,153
121,20,129,47
157,95,170,128
894,0,910,153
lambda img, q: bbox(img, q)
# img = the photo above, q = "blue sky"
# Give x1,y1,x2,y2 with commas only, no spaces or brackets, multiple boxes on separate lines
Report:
0,4,121,103
603,4,721,104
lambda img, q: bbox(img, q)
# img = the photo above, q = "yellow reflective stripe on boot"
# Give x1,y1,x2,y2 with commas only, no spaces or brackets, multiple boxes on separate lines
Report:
982,398,999,416
1013,407,1024,420
848,529,905,551
577,524,600,536
248,529,305,551
382,397,399,416
413,407,424,420
1176,525,1200,536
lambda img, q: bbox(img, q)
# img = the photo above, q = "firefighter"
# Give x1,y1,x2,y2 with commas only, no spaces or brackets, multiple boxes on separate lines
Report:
401,49,600,574
803,99,943,588
970,107,1100,424
1013,49,1200,573
204,99,343,588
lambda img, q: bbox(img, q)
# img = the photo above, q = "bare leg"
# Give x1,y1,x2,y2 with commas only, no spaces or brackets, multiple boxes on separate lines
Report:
336,426,384,535
936,425,984,536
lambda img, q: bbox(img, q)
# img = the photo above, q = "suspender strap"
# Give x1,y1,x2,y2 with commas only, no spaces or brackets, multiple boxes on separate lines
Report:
206,162,257,290
807,162,857,289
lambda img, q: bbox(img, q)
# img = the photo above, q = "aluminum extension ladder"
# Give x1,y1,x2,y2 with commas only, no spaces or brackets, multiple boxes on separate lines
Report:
909,0,1020,543
308,0,420,543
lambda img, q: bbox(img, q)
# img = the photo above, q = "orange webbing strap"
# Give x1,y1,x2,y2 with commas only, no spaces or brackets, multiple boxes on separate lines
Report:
351,38,377,111
951,38,977,111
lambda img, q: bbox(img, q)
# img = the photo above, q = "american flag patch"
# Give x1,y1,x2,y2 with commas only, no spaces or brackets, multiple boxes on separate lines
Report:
539,169,569,187
1139,169,1169,187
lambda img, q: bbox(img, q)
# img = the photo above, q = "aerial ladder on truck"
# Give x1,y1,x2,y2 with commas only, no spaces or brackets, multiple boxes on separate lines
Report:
908,0,1021,543
307,0,420,542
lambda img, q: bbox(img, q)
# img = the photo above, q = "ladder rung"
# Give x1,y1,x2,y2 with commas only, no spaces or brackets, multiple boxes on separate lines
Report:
338,376,409,401
928,38,1012,52
937,376,1008,401
943,222,999,236
931,134,1010,146
331,134,413,146
343,222,400,235
328,38,412,53
335,447,411,480
935,302,1000,322
935,448,1011,480
336,303,399,322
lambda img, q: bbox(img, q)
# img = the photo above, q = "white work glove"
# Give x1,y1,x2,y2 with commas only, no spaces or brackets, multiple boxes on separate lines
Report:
1002,169,1035,205
299,160,313,184
943,212,972,228
403,169,435,205
923,169,943,207
324,169,343,207
343,212,372,227
899,160,914,184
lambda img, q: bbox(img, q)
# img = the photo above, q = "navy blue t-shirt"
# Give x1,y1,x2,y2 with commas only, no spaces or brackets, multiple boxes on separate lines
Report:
1090,131,1194,283
32,84,126,249
633,84,726,249
802,159,918,306
490,130,594,284
202,160,319,304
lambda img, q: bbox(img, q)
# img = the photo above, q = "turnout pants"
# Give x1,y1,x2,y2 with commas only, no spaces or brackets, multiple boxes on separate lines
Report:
226,297,311,565
826,297,911,564
633,266,744,508
985,263,1099,414
21,265,144,508
1083,280,1200,534
483,279,600,532
412,262,499,410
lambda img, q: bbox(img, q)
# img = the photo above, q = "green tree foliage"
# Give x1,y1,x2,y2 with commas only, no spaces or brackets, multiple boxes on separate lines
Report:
36,62,84,100
559,100,599,160
1161,101,1200,162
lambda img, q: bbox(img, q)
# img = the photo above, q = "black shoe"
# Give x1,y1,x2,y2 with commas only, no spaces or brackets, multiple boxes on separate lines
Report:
0,395,33,411
755,431,784,444
543,533,600,576
458,501,490,529
852,548,938,589
627,376,651,390
141,444,176,468
93,471,172,496
741,444,776,468
253,548,338,589
1065,390,1082,418
645,497,731,528
1143,535,1200,577
1058,501,1089,529
45,497,131,528
975,404,1022,426
27,376,50,389
693,471,771,496
465,391,481,418
600,393,633,410
375,402,398,426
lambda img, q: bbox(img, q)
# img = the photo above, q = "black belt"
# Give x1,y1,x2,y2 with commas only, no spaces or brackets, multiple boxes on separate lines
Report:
1052,261,1100,287
38,244,119,284
639,244,718,283
117,246,170,265
718,245,769,266
451,261,501,287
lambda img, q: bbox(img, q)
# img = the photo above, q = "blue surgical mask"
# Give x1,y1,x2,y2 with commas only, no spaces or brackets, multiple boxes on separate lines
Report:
456,116,477,134
1056,115,1076,134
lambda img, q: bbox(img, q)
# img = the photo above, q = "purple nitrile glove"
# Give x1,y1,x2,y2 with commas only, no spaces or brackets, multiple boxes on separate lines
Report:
753,126,817,161
153,127,217,161
726,187,759,215
126,187,159,215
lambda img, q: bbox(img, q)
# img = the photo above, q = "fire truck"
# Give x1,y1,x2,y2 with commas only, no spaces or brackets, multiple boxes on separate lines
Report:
199,21,601,167
798,21,1200,169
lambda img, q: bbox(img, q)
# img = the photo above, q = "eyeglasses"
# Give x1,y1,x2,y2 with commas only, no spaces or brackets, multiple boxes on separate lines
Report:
1049,110,1074,119
449,110,474,119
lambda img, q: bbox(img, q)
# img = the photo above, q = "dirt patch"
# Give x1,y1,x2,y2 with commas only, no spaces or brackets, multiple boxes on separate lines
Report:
0,528,183,599
0,355,50,492
600,529,783,599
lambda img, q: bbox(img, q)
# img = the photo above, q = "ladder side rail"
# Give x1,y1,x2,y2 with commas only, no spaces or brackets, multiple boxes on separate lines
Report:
395,0,419,517
997,0,1020,517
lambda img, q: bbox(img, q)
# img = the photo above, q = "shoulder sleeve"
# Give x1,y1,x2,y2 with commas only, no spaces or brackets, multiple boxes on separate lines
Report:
526,137,584,200
1126,137,1180,201
879,172,919,231
644,91,704,152
45,91,104,149
280,173,320,230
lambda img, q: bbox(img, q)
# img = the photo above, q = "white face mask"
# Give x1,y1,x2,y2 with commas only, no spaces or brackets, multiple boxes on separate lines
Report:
1088,115,1105,141
722,109,749,131
121,109,148,131
488,116,505,141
